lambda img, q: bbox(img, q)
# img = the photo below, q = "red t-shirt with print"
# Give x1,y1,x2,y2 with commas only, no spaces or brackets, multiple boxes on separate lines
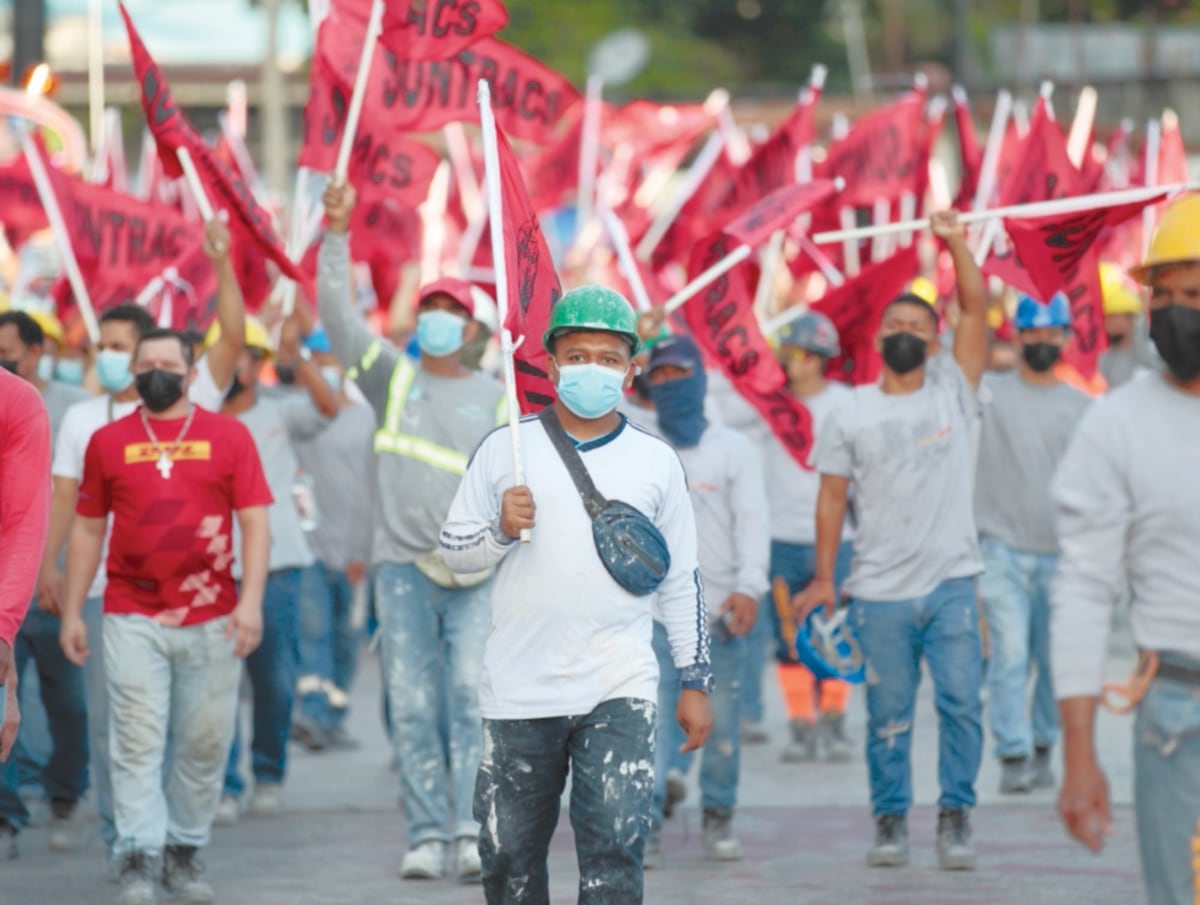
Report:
76,405,273,626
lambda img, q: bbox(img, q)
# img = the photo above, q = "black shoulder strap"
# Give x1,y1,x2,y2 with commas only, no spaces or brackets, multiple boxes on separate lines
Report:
537,406,607,519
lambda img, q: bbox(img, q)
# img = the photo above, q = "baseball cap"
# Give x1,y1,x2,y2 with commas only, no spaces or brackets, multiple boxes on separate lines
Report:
648,334,702,374
418,277,475,317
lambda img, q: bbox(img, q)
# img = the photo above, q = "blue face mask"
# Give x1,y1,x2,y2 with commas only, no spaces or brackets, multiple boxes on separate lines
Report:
37,354,54,383
320,365,342,393
555,363,628,420
648,371,708,447
96,349,134,392
416,310,467,358
54,357,85,386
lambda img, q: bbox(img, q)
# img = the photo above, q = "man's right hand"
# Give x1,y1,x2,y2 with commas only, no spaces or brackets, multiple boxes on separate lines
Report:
37,563,65,616
0,640,19,761
791,578,837,622
60,614,89,667
323,183,357,235
1059,752,1113,854
500,486,536,539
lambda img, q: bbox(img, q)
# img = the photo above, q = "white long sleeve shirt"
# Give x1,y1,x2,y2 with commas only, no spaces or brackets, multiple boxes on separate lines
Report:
440,414,709,720
1051,374,1200,698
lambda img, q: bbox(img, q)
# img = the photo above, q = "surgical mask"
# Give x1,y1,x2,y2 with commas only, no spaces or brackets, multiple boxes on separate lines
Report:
96,349,134,393
135,369,185,413
320,365,342,393
648,372,708,447
54,358,85,386
1150,304,1200,383
416,310,466,358
555,363,627,420
1021,342,1060,373
37,355,55,383
880,332,928,375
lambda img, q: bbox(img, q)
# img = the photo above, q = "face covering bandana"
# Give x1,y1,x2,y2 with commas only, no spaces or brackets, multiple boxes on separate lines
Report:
0,359,19,375
416,310,467,358
37,355,55,383
1151,303,1200,383
1021,342,1061,373
555,363,628,420
881,332,928,375
96,349,134,392
55,358,85,386
136,369,186,413
648,372,708,447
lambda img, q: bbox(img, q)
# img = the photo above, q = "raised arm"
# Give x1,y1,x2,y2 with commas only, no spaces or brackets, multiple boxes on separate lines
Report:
277,314,338,421
202,219,246,393
932,209,987,390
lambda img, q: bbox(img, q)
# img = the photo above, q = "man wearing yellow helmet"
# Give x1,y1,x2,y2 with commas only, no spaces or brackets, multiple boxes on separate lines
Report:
1098,261,1160,390
1053,194,1200,905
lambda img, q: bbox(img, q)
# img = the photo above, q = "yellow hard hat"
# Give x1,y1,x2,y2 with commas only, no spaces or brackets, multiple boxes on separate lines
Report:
204,316,273,359
1130,194,1200,285
1099,262,1142,316
27,308,64,346
907,276,938,306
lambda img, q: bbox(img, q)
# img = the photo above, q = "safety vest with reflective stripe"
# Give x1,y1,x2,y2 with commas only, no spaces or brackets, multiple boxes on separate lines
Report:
371,352,507,475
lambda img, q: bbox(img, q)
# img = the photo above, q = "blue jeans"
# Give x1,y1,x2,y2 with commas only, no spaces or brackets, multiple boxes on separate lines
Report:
741,541,853,721
224,568,301,796
375,563,489,845
296,563,362,732
651,621,743,826
1133,661,1200,905
82,596,117,848
476,698,656,905
977,537,1059,759
851,577,983,815
0,605,89,829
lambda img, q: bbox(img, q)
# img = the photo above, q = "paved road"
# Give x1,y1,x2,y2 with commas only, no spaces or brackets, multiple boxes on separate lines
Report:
3,632,1144,904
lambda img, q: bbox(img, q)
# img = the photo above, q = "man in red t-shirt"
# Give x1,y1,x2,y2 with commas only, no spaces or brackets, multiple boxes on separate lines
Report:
60,328,272,905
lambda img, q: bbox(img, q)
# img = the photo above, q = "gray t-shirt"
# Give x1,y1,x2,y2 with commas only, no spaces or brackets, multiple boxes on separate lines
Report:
233,394,328,575
42,379,91,448
295,400,377,570
817,352,984,601
974,371,1090,554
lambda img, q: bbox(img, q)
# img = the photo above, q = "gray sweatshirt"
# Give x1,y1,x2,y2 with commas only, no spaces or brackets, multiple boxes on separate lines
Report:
317,232,505,566
1051,374,1200,698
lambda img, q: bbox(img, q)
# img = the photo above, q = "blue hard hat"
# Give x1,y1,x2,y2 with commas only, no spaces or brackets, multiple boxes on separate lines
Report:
1014,291,1072,330
304,327,332,353
795,606,865,683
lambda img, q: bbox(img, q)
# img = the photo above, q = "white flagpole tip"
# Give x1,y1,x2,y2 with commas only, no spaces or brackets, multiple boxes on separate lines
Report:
833,176,846,191
703,88,730,115
1163,108,1179,130
476,78,491,106
1039,80,1054,99
913,71,928,91
810,64,827,90
951,84,967,105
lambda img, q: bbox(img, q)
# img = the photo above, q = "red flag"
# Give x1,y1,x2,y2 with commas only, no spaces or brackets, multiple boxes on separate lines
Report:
722,180,840,250
952,91,983,209
816,90,927,208
0,158,49,246
523,107,584,212
996,98,1080,206
603,100,716,160
380,0,509,61
682,232,815,468
493,120,563,412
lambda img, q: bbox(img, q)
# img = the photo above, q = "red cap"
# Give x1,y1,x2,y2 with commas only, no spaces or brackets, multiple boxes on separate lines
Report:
418,277,475,317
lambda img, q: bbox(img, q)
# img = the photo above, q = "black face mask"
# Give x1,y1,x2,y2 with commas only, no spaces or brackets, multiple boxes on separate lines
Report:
1106,332,1127,348
136,369,186,413
225,376,248,402
0,359,18,375
1021,342,1061,373
275,364,297,386
881,332,928,375
1150,304,1200,383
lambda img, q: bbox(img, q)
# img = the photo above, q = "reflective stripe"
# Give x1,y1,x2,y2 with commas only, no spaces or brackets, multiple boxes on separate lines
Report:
381,358,417,437
373,433,468,474
346,340,383,382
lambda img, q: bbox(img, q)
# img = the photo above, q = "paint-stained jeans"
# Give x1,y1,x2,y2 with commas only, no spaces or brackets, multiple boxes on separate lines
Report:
297,562,361,732
651,621,743,825
1134,662,1200,905
977,537,1059,759
375,563,489,845
851,577,983,816
104,614,241,857
475,698,657,905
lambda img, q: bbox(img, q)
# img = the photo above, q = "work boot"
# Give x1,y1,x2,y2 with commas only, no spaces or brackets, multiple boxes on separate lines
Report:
662,768,687,819
936,808,977,871
866,813,908,867
781,719,817,763
162,845,214,904
47,797,77,852
998,756,1032,794
116,850,158,905
740,719,769,745
643,829,665,871
1030,745,1055,790
702,808,743,862
0,819,17,861
819,712,853,763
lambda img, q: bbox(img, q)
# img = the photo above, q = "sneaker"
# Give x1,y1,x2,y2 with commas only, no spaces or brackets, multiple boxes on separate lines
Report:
325,725,361,752
162,844,214,904
1030,745,1055,790
643,829,665,871
936,808,977,871
456,837,482,882
866,813,908,868
701,808,743,862
47,798,77,853
0,819,17,861
662,769,687,819
400,841,447,879
740,719,769,745
250,783,283,817
819,712,853,763
290,717,329,753
781,719,817,763
116,850,159,905
212,795,239,827
999,756,1032,795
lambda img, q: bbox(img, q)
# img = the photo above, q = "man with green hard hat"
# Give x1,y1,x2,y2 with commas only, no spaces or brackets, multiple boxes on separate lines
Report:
441,284,713,905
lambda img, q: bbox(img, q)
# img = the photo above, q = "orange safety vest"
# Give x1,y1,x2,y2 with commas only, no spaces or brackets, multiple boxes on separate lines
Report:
1053,361,1108,397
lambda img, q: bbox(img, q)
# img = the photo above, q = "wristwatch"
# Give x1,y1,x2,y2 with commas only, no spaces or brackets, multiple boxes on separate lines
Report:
681,672,714,695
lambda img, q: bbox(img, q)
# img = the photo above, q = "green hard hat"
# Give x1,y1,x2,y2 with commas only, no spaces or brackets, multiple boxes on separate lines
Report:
543,284,641,354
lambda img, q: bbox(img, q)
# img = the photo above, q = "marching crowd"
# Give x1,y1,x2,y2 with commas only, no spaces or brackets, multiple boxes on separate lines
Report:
1,183,1199,905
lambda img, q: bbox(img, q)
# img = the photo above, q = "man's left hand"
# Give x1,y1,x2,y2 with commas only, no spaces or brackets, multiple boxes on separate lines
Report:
677,688,713,753
719,593,757,637
226,600,263,659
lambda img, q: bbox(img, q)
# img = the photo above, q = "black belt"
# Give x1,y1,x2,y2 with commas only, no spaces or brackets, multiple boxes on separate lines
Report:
1155,659,1200,688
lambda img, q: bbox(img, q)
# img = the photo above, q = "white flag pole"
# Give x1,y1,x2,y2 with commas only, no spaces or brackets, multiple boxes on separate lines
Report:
661,244,752,315
754,228,786,318
603,209,652,312
1142,117,1162,259
970,88,1011,214
575,74,604,240
333,0,384,185
1067,85,1098,169
175,146,215,222
635,129,726,262
443,122,484,224
478,79,530,543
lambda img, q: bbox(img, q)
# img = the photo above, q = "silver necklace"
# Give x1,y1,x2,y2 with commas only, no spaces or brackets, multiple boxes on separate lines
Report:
140,405,195,479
